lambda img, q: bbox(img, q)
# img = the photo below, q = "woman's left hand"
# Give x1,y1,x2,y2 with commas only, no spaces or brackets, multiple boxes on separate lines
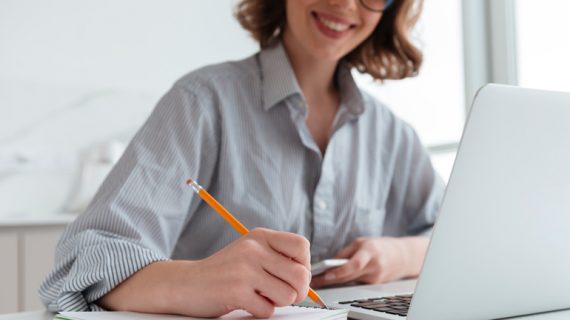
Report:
310,236,429,289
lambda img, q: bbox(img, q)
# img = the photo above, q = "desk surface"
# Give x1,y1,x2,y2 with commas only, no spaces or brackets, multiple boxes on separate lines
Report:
4,309,570,320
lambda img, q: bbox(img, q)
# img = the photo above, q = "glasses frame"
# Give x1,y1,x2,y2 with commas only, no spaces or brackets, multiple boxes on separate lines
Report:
359,0,395,12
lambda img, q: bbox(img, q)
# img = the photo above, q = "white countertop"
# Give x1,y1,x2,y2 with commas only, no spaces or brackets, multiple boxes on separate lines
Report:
0,212,76,227
3,309,570,320
0,311,54,320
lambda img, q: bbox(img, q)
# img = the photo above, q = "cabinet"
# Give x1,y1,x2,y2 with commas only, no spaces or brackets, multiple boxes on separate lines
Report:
21,227,66,310
0,232,18,313
0,217,71,314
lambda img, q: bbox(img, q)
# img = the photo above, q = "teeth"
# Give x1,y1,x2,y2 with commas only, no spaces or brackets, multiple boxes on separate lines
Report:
318,16,350,32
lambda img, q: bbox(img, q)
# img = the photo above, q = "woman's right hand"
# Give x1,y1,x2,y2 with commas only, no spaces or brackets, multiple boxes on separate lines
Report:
98,228,312,318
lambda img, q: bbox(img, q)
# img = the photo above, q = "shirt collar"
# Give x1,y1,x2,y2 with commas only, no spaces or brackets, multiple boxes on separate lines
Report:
259,42,302,111
336,63,365,116
258,41,365,115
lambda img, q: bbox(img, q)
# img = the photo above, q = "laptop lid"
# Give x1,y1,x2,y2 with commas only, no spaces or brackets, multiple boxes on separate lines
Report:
407,84,570,319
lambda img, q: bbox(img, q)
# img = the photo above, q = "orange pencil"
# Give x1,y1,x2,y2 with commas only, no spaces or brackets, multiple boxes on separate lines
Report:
186,178,328,309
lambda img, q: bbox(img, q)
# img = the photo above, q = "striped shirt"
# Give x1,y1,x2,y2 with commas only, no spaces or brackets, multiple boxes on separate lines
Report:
39,42,445,311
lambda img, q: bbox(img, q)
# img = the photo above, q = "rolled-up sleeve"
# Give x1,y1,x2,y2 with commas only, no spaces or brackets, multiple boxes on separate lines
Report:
39,84,219,311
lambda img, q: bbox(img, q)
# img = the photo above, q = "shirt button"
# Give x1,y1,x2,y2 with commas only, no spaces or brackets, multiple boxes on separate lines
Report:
317,199,327,210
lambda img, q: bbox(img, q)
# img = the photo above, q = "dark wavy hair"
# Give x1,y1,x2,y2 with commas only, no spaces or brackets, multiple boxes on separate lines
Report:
235,0,424,81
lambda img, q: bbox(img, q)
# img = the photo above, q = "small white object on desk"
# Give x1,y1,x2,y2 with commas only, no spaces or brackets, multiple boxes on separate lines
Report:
311,259,348,276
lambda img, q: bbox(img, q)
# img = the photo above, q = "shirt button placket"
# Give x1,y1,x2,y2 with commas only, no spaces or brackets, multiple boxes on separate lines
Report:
317,199,327,211
312,145,336,258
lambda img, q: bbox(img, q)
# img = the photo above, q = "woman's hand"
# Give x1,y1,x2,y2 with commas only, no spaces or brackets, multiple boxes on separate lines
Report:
310,236,429,289
98,228,311,318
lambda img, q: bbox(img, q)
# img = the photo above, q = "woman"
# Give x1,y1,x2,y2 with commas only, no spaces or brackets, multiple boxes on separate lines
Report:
40,0,444,318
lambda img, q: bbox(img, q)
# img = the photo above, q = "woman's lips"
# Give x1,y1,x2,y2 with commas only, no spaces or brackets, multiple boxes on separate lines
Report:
312,11,355,39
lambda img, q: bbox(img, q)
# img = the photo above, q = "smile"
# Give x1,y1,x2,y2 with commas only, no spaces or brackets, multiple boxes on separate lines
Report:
317,15,351,32
312,12,355,37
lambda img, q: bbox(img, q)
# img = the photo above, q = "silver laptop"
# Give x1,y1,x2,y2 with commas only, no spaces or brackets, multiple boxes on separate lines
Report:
319,84,570,320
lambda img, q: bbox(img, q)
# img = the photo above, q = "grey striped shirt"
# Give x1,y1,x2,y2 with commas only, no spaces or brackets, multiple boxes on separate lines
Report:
39,42,445,311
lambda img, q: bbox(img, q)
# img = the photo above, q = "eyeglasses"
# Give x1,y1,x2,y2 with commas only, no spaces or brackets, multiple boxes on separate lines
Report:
359,0,394,12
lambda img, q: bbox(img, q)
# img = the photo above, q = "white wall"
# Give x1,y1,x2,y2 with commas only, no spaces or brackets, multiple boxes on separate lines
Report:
0,0,258,217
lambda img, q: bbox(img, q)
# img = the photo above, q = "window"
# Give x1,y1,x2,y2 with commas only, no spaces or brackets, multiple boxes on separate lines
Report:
516,1,570,92
354,0,465,180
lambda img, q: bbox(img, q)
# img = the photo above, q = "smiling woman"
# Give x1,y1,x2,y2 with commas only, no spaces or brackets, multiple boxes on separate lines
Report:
236,0,423,80
39,0,444,318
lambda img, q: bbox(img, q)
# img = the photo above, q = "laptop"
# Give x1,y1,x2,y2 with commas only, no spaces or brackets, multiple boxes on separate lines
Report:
318,84,570,320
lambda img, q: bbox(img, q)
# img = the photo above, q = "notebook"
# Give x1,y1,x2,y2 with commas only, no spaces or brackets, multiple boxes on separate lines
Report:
55,305,348,320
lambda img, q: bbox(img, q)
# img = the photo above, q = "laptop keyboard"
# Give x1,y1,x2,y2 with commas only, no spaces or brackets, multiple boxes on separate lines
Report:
338,294,413,317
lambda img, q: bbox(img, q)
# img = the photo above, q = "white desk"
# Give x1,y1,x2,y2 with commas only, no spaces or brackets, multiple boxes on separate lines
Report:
3,309,570,320
0,311,54,320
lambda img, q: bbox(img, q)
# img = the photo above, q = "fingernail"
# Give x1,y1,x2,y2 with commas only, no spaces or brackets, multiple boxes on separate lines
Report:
324,273,336,281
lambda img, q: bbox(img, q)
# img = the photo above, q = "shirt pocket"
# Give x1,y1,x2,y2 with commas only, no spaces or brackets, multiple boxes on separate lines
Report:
349,205,386,239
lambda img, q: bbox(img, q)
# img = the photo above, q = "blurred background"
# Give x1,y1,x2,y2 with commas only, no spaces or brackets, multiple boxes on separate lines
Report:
1,0,569,314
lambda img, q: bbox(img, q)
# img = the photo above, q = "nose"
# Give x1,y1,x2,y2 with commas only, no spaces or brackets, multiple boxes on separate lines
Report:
328,0,358,11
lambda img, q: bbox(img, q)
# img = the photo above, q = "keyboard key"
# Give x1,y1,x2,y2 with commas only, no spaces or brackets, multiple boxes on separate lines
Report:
346,294,412,316
338,300,355,304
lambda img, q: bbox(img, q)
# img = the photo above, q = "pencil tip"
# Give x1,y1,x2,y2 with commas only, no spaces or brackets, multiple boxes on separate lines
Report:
186,178,193,185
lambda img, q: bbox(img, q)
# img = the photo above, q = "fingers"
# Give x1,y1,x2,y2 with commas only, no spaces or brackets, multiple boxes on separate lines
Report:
260,250,311,303
333,249,371,280
254,268,301,306
238,290,275,319
334,240,359,259
311,238,365,288
313,249,372,287
196,229,312,318
243,228,312,305
253,228,311,269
